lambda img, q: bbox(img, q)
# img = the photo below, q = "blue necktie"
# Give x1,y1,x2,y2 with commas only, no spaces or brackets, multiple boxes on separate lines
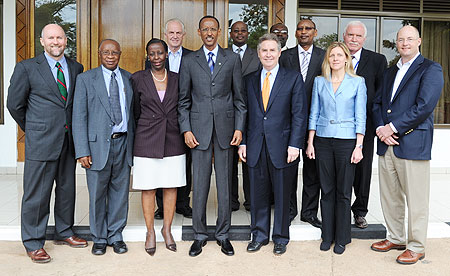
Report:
109,72,122,125
208,52,215,74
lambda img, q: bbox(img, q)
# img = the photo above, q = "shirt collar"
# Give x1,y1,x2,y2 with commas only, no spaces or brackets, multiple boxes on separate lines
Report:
352,48,362,61
232,44,247,53
397,52,420,69
298,44,313,55
44,52,67,68
169,47,183,57
101,65,121,77
203,45,219,57
262,64,279,78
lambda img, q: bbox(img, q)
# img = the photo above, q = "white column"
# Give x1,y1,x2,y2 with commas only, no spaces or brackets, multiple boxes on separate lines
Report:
284,0,298,49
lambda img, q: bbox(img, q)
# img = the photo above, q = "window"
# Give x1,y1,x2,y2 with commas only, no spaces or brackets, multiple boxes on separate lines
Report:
381,19,419,67
228,0,269,49
34,0,77,59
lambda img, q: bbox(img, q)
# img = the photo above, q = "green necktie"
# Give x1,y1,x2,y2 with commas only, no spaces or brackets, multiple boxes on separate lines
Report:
56,62,67,102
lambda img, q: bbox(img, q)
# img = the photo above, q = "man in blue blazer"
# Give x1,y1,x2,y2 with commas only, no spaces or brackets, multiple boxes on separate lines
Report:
72,39,134,256
238,33,307,255
371,26,444,265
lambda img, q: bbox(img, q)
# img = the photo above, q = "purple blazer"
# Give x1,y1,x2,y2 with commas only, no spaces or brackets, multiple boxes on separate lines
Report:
131,69,185,158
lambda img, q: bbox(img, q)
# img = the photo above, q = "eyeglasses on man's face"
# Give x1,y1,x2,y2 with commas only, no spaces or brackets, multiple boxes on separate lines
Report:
272,30,288,34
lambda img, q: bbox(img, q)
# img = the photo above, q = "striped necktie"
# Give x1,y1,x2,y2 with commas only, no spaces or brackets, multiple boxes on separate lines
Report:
56,62,67,102
300,52,309,82
208,52,215,74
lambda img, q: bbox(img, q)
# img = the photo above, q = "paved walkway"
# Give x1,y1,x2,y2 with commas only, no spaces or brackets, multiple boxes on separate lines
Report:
1,239,450,275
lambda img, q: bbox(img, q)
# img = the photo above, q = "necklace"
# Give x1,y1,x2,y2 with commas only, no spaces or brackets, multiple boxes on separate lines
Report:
151,69,167,82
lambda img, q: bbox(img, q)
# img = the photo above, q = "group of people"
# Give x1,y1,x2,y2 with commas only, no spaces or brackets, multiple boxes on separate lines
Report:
7,14,443,265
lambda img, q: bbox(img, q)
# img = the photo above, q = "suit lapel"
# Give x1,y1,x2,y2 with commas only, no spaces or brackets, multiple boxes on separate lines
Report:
142,69,165,112
36,54,65,106
385,66,398,106
251,70,264,113
391,55,424,103
266,67,284,112
305,47,320,89
241,48,252,74
65,57,77,107
211,47,228,80
291,47,301,72
356,48,369,75
335,74,349,97
120,68,133,118
194,48,212,76
93,67,113,119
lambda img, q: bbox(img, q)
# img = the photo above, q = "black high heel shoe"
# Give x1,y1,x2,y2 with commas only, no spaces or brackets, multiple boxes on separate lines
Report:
145,231,156,256
161,228,177,252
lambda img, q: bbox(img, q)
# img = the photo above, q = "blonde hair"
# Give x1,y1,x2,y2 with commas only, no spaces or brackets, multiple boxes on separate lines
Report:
321,42,357,81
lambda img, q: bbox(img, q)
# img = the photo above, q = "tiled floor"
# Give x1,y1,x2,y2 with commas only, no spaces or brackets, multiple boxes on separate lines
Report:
1,165,450,241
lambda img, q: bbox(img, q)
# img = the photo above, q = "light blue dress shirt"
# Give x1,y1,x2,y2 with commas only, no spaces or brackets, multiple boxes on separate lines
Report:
309,74,367,139
168,47,183,73
260,64,279,93
44,52,70,93
101,65,128,133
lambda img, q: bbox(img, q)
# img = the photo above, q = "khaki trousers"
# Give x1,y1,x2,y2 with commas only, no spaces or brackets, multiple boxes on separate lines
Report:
378,146,430,253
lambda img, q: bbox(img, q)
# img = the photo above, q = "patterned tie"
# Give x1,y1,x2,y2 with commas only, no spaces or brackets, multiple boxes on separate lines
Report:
262,72,271,111
207,52,215,74
236,48,243,60
55,62,67,103
109,72,122,125
300,52,309,82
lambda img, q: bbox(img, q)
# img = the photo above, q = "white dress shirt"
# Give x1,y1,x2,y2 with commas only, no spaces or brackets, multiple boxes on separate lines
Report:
351,48,362,72
203,45,218,64
298,44,313,68
232,44,247,60
101,65,127,133
168,47,183,73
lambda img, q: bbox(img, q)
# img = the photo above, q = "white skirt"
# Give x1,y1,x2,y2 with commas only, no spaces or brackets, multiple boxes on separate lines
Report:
132,154,186,190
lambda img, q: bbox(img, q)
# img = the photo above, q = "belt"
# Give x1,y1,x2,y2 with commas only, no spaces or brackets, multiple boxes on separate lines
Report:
111,132,127,139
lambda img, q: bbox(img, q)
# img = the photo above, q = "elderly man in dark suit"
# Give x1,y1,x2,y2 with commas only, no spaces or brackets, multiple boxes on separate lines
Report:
228,20,261,212
343,21,387,229
152,18,194,220
371,25,443,265
178,15,246,257
239,33,306,255
72,39,134,256
7,23,87,263
280,19,325,228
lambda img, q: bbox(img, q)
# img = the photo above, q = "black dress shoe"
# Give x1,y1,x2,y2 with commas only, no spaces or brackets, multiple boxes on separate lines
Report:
189,240,207,257
91,243,107,255
320,241,331,251
333,244,345,254
273,243,287,255
300,216,322,229
176,206,193,218
247,240,268,252
154,208,164,220
217,239,234,256
111,241,128,254
354,215,368,229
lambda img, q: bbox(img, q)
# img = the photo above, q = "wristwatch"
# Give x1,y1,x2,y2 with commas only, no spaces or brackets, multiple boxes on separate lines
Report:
355,144,363,149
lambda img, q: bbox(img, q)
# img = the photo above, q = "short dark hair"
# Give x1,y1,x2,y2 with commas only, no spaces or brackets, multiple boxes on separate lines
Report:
145,38,168,55
269,23,287,33
298,19,316,29
199,15,220,30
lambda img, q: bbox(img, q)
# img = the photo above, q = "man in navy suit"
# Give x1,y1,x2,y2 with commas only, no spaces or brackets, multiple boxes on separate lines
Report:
371,26,444,265
238,33,306,255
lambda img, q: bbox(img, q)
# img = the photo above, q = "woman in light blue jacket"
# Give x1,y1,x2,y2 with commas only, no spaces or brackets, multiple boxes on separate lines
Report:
306,42,367,254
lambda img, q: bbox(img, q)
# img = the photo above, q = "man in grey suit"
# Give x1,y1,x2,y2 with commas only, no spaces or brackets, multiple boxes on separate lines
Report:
179,15,246,257
228,20,261,212
72,39,134,256
280,19,325,228
7,24,87,263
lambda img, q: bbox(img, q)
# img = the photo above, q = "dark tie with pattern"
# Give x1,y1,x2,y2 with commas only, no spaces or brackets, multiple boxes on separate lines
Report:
208,52,215,74
56,62,68,131
109,71,122,125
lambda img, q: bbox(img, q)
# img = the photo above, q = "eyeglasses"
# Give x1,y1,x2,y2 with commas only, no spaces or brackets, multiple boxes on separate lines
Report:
271,30,288,34
99,50,121,56
396,38,418,44
200,27,218,33
296,27,315,31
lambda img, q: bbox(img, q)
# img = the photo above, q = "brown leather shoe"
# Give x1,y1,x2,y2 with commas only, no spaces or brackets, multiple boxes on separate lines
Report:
396,249,425,264
27,248,51,263
54,235,88,248
371,239,406,252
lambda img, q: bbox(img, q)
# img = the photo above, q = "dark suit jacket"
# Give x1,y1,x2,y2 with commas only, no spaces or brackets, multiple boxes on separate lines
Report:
280,45,325,112
72,66,135,171
373,54,444,160
243,66,307,169
356,48,387,133
7,53,84,161
228,45,261,78
145,47,193,71
131,70,185,158
178,46,246,150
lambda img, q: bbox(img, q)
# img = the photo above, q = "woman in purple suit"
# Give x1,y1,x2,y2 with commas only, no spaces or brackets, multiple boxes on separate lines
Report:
131,38,186,255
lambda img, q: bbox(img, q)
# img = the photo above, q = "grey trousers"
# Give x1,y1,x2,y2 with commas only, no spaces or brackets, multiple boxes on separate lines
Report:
86,135,130,244
191,130,233,241
21,134,76,251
